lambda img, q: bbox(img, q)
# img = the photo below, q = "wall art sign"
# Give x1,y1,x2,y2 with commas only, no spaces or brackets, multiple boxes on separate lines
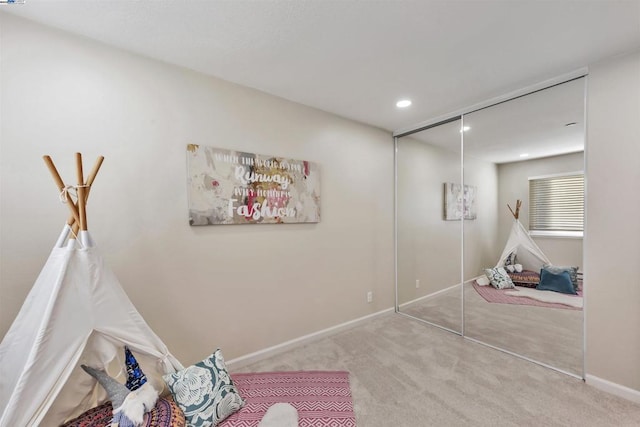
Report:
187,145,320,225
443,182,477,220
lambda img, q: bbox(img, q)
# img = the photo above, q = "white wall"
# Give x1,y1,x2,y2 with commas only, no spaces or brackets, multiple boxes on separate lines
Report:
397,136,461,303
498,152,585,268
463,155,499,280
0,14,394,365
586,50,640,394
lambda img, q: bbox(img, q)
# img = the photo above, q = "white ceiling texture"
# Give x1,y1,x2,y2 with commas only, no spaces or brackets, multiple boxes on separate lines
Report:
3,1,640,161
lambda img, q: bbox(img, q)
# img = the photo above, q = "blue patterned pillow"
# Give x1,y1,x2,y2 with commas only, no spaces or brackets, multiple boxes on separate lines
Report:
163,349,245,427
484,267,515,289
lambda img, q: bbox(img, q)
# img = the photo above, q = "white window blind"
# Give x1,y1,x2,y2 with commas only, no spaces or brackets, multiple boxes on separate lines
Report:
529,173,584,232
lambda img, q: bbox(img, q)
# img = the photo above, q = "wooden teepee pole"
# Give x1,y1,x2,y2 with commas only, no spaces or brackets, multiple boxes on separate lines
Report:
43,155,81,230
75,153,88,231
84,156,104,200
507,199,522,220
44,154,104,241
66,156,104,233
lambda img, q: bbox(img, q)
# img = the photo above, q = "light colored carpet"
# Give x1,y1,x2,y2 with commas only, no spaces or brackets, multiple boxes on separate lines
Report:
231,313,640,426
401,286,463,333
401,282,582,376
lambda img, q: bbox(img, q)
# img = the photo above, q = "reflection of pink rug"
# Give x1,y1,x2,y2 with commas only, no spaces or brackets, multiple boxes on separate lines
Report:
221,371,356,427
472,280,582,311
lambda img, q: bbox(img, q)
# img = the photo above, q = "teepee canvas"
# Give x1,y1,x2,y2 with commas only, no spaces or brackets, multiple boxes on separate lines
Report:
496,200,550,271
0,154,183,427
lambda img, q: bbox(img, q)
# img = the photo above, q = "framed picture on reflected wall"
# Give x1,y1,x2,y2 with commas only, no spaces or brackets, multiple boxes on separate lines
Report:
444,182,477,220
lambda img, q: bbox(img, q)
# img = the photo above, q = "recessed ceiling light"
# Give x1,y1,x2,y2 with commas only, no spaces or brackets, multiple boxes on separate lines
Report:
565,122,577,127
396,99,412,108
520,153,529,158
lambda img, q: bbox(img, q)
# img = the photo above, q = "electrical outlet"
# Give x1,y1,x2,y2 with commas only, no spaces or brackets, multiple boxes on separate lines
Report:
367,291,373,303
416,279,420,288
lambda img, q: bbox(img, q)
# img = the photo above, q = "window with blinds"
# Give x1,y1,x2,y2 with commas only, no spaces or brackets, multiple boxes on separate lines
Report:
529,173,584,234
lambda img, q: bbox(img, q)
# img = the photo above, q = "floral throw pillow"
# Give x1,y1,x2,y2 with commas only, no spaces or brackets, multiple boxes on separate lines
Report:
484,267,516,289
163,349,245,427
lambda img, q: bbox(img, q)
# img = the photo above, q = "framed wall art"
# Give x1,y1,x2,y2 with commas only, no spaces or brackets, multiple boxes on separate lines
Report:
443,182,477,220
187,144,320,225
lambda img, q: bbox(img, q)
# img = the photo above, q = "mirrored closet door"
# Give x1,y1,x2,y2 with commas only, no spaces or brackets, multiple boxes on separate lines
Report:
396,119,463,334
462,78,585,376
395,76,586,377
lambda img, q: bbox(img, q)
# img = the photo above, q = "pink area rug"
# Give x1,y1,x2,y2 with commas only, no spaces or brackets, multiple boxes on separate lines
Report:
472,280,583,311
221,371,356,427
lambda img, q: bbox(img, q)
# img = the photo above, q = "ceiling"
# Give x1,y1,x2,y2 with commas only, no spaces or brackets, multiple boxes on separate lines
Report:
3,1,640,137
404,77,585,164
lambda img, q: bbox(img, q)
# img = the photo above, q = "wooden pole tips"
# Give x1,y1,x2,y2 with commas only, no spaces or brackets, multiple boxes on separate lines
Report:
43,153,104,239
507,199,523,220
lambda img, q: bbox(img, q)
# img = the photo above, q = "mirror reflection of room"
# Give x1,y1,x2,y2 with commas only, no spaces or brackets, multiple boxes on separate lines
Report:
462,77,585,376
395,77,585,376
396,119,463,333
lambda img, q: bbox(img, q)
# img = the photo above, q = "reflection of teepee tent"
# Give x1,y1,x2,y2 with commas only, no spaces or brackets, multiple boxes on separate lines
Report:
0,154,183,427
496,200,551,271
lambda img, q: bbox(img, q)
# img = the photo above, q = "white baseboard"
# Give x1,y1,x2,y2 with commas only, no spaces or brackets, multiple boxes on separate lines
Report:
226,307,394,370
398,276,481,310
585,374,640,403
398,283,460,309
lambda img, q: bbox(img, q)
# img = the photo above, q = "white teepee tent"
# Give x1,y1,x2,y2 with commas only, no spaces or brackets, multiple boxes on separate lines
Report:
495,200,551,271
0,154,183,427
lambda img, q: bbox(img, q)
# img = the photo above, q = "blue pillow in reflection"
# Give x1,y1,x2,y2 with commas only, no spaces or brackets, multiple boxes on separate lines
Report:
543,264,579,291
537,268,576,295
